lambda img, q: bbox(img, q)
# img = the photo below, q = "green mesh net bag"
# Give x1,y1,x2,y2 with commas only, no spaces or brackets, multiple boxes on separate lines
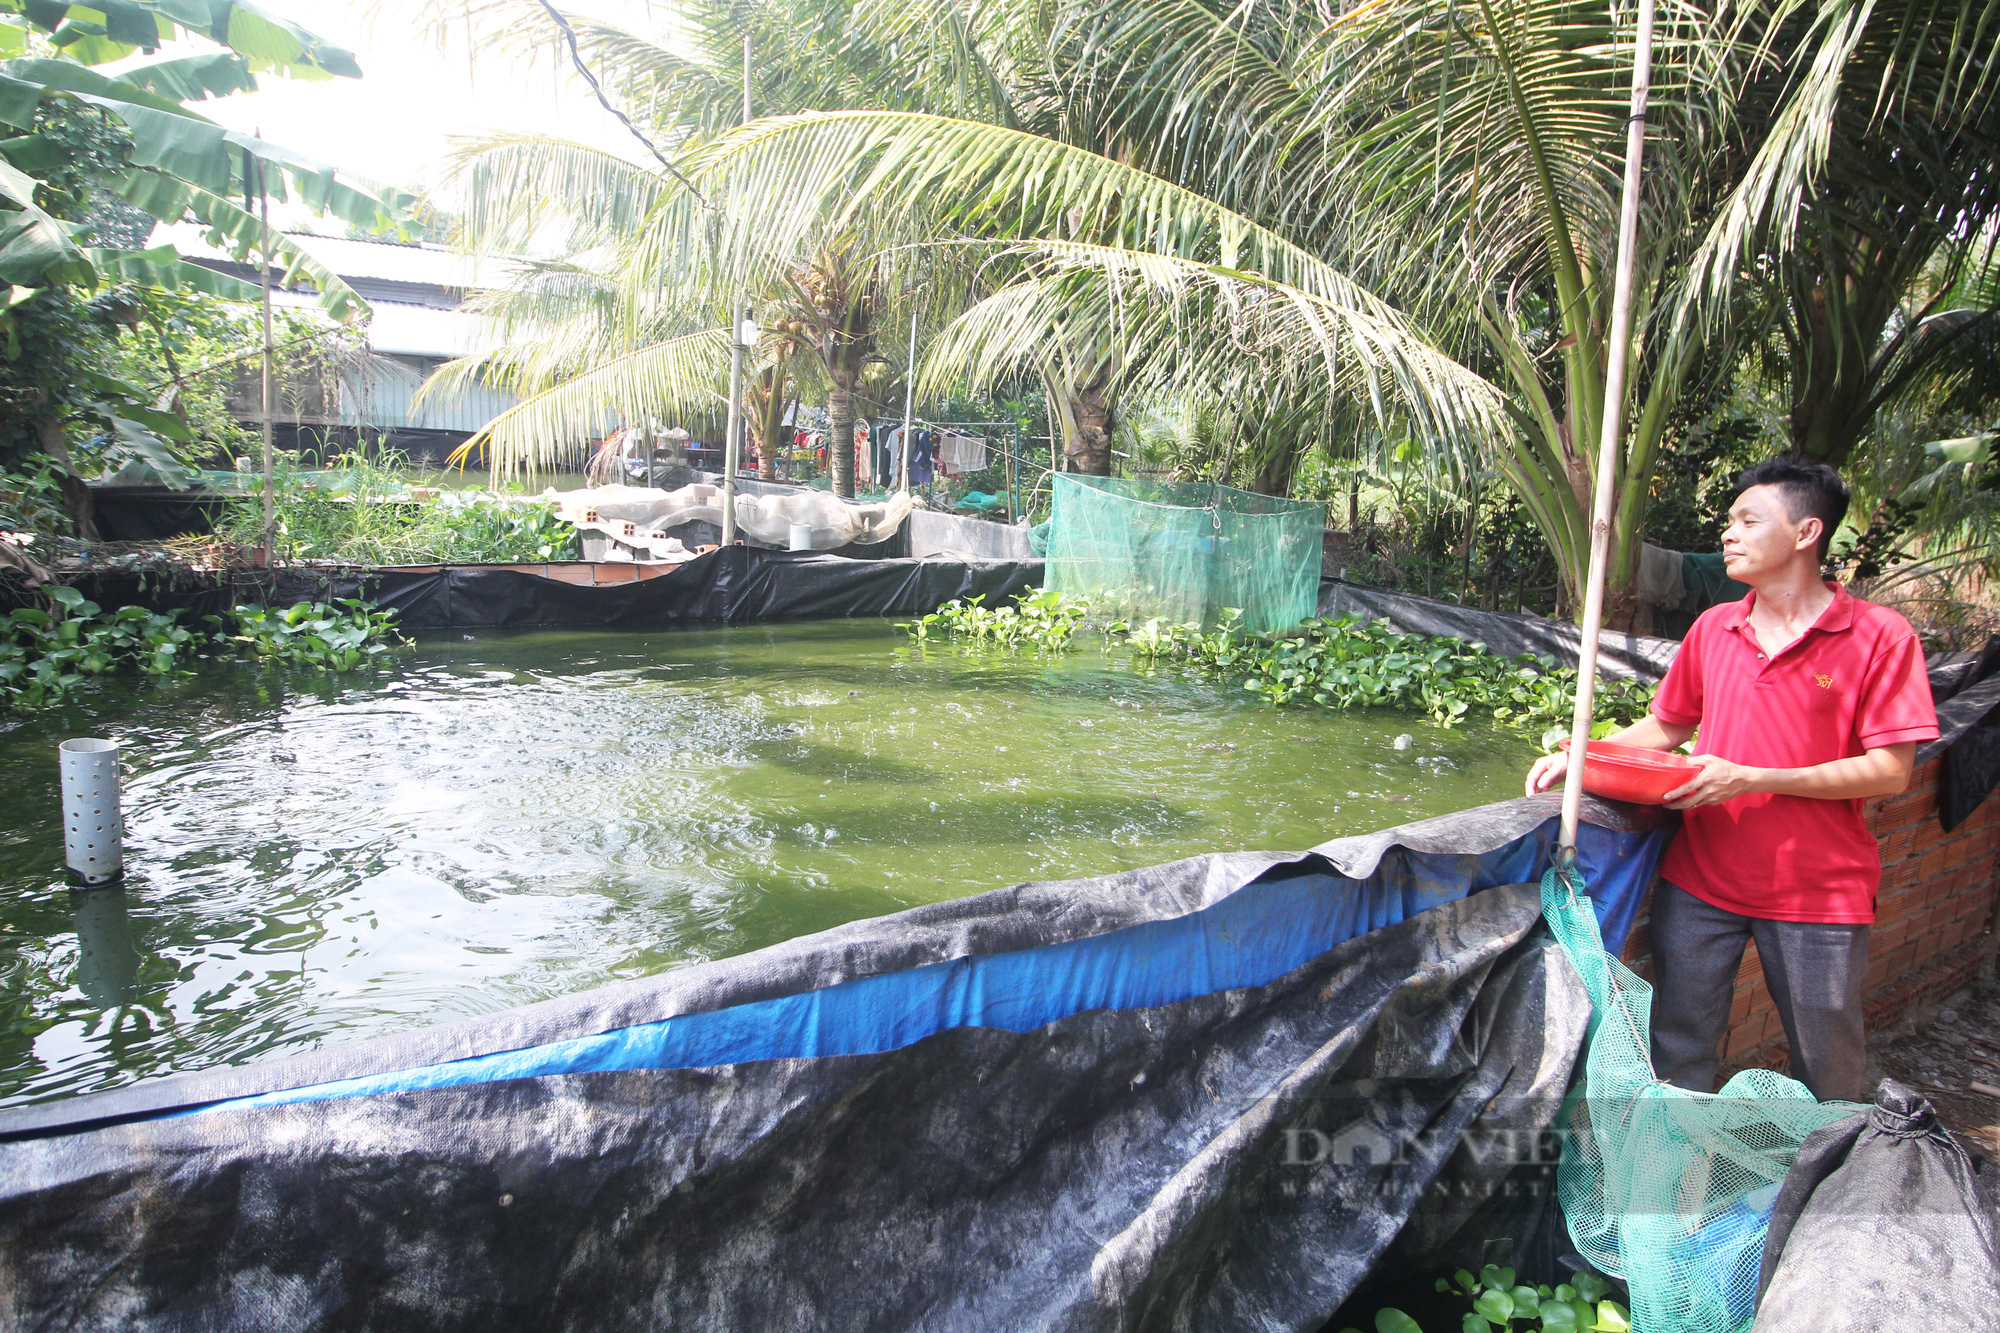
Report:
1045,475,1322,635
1540,862,1863,1333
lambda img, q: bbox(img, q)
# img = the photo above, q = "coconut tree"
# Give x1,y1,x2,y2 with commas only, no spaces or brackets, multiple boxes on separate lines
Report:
1688,0,2000,467
777,242,887,495
415,0,1045,493
665,0,1739,617
424,0,1359,487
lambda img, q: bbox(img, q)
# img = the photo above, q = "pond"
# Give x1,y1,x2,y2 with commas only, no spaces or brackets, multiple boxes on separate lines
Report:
0,619,1533,1108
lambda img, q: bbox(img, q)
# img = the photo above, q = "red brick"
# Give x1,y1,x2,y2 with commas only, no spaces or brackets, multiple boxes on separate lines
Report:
590,564,638,584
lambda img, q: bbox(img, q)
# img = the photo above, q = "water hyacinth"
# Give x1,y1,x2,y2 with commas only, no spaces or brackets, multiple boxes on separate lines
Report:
904,592,1655,737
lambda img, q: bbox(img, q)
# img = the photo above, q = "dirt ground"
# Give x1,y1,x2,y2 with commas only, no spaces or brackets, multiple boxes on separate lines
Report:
1866,971,2000,1158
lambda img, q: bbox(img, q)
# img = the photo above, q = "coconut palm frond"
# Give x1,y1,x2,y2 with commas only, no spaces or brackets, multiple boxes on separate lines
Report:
446,328,734,482
1688,0,2000,325
439,132,666,255
662,110,1420,316
919,241,1508,452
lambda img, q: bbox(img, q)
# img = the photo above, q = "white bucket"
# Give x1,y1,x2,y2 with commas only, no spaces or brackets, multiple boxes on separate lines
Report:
59,738,123,885
789,522,814,552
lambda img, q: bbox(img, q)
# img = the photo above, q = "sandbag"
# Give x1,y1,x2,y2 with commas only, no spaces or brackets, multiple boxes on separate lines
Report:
550,482,914,552
1753,1079,2000,1330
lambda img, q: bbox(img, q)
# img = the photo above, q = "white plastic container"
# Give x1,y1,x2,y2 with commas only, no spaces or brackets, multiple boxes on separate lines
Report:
789,522,814,552
59,738,123,885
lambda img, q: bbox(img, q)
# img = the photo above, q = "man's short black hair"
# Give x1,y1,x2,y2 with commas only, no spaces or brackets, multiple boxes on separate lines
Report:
1735,458,1849,563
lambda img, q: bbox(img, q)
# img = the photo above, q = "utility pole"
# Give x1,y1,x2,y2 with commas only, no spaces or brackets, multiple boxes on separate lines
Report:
720,31,752,546
1558,0,1655,855
898,309,917,492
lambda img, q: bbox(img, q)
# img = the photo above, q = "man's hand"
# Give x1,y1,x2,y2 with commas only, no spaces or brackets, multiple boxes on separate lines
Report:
1525,750,1568,797
1662,754,1765,809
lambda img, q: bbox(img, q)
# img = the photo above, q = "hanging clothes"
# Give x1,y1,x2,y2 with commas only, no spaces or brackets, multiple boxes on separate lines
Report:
940,432,986,473
852,422,873,486
883,426,908,488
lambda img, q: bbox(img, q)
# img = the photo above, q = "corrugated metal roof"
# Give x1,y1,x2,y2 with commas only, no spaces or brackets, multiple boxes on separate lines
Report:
149,223,529,434
150,222,520,290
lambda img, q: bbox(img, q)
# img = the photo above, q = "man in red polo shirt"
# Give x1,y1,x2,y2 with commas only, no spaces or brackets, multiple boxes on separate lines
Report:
1527,460,1938,1102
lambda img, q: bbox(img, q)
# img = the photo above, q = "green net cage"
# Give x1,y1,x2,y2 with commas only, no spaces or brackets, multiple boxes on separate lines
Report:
1046,475,1323,635
1540,864,1863,1333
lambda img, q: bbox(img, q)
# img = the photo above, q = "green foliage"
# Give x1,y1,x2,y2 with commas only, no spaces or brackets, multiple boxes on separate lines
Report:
902,591,1657,736
0,584,189,707
216,453,582,565
903,589,1088,650
104,292,338,468
0,461,67,535
1338,1266,1629,1333
16,98,134,223
1228,618,1656,739
0,588,404,709
221,599,404,672
0,103,195,488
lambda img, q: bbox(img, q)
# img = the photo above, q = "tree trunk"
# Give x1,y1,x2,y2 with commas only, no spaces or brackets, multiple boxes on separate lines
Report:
827,377,857,499
1248,440,1300,497
757,384,786,481
32,413,96,541
1600,586,1652,635
1064,384,1113,475
746,368,788,481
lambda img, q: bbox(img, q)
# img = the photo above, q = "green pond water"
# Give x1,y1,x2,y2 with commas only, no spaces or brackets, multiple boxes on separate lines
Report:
0,619,1533,1108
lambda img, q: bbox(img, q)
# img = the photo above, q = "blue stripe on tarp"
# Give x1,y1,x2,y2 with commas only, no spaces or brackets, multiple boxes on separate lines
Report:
194,819,1667,1116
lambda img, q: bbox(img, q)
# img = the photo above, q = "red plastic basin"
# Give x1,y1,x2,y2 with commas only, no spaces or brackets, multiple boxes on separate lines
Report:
1558,739,1701,805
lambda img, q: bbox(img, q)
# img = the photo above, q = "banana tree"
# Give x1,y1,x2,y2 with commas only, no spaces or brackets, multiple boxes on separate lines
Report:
0,3,416,534
1,7,417,316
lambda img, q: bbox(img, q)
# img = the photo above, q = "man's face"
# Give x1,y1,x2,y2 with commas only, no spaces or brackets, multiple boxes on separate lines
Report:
1722,484,1819,581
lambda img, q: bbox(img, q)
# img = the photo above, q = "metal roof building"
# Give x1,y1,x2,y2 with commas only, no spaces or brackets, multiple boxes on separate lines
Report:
156,225,520,463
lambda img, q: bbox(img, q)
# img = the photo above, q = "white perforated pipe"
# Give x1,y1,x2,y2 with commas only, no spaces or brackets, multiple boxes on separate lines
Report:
59,738,123,885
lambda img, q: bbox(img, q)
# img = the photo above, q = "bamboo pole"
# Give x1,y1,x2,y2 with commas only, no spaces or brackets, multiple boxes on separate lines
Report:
1558,0,1656,854
721,32,754,545
252,139,275,559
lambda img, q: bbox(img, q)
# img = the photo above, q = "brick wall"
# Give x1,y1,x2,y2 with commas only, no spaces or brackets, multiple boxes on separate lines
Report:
389,561,682,585
1619,755,2000,1079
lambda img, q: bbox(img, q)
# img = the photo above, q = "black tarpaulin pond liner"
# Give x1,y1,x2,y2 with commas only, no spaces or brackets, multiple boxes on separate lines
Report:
4,546,1045,633
0,795,1671,1331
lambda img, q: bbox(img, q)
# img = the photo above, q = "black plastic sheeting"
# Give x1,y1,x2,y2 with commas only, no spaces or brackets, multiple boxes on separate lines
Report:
1317,578,1679,682
86,486,231,541
0,796,1669,1332
1924,637,2000,830
1,548,1044,633
313,548,1043,631
1753,1080,2000,1330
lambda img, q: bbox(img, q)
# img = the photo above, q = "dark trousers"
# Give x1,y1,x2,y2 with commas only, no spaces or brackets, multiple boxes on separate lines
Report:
1648,881,1872,1103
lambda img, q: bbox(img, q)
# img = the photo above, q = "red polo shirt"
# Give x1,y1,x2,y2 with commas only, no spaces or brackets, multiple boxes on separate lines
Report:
1651,584,1937,923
